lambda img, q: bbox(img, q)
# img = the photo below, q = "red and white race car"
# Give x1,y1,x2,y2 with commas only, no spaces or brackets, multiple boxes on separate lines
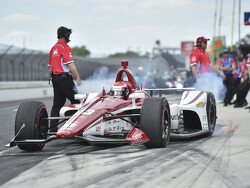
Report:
7,60,216,151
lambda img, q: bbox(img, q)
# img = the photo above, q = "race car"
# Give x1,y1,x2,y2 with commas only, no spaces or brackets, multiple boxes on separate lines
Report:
6,60,216,151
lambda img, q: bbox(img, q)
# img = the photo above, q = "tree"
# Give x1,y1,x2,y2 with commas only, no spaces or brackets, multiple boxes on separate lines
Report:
108,50,151,58
71,45,90,57
108,50,140,58
142,52,151,58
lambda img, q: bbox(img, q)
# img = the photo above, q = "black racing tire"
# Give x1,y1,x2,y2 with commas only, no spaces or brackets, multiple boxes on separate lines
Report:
15,101,48,151
140,97,171,148
206,92,216,136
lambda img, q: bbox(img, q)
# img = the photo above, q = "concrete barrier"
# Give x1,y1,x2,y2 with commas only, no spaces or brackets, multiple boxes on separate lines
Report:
0,81,53,102
0,81,51,90
0,80,114,102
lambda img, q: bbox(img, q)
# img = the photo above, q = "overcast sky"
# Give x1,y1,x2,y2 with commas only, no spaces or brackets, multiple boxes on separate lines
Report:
1,0,250,56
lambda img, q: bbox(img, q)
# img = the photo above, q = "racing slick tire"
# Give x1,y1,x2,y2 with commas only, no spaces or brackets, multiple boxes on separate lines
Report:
140,97,171,148
206,92,216,136
15,101,48,151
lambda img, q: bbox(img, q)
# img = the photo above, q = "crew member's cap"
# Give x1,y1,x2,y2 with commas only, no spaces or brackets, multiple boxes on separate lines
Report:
57,26,72,43
223,49,229,54
195,36,210,46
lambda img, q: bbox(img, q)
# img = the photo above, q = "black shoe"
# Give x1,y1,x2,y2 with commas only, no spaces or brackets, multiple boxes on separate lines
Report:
231,100,237,104
234,102,247,108
242,101,248,107
223,103,228,106
234,103,240,108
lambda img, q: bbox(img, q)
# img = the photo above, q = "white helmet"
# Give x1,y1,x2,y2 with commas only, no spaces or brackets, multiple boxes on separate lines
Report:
110,82,129,99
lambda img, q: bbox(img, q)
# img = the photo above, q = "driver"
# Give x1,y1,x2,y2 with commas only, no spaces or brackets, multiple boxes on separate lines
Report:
110,82,130,100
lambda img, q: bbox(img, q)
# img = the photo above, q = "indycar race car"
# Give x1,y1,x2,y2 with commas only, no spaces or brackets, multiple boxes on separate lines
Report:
6,60,216,151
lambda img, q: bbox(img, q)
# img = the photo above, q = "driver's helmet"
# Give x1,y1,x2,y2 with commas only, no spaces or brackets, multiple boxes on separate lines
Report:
110,82,129,99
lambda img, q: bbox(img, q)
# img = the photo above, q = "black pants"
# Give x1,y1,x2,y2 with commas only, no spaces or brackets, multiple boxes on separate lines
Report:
50,74,79,129
235,78,250,105
233,78,241,94
223,74,234,104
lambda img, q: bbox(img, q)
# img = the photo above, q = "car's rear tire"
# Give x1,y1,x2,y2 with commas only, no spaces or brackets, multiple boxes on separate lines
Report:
15,101,48,151
206,92,216,136
140,97,171,148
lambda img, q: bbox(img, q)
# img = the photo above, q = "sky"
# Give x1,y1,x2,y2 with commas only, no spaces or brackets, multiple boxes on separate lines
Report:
0,0,250,57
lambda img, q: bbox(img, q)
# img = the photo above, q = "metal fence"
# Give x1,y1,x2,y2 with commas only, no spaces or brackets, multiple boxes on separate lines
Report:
0,43,182,82
0,43,49,81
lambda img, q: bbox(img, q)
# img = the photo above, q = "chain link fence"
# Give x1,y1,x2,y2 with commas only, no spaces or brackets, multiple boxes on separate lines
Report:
0,43,49,81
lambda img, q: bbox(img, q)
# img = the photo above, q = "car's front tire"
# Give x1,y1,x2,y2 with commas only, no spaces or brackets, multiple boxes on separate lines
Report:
206,92,216,135
15,101,48,151
140,97,171,148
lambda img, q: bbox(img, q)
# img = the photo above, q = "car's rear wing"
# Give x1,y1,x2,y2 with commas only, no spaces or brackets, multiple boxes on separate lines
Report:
143,88,195,97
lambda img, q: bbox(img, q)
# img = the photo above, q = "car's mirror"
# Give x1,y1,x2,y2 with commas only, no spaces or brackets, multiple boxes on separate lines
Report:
129,93,145,99
129,93,145,107
74,94,87,100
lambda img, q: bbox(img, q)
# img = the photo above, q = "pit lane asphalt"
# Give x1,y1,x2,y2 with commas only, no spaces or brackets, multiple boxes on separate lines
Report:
0,95,250,188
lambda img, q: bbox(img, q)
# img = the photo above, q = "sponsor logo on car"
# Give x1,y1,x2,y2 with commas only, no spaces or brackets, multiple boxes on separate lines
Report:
82,110,95,115
196,102,206,108
132,133,143,141
96,126,101,132
69,123,77,128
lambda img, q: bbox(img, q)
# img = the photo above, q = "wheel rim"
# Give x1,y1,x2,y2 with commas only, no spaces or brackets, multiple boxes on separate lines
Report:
210,102,216,130
37,109,48,139
162,107,169,140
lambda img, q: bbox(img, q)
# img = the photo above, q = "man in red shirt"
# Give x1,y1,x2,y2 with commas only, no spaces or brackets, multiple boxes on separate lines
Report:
48,26,82,132
247,54,250,77
233,54,250,108
233,55,249,108
190,36,223,82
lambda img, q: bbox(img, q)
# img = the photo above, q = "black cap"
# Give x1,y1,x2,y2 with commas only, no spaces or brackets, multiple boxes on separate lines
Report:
223,49,229,54
57,26,72,43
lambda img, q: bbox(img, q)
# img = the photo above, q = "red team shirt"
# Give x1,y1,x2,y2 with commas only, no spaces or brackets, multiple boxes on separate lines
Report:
245,55,250,78
247,55,250,68
190,48,211,75
48,39,74,76
237,61,247,78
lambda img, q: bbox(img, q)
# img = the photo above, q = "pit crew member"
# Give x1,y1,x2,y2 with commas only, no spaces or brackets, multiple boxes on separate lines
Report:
219,49,236,106
48,26,82,132
190,36,224,82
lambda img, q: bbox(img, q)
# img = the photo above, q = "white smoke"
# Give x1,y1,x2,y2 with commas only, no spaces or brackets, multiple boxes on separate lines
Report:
76,63,226,102
77,66,116,94
193,73,226,102
77,61,163,94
